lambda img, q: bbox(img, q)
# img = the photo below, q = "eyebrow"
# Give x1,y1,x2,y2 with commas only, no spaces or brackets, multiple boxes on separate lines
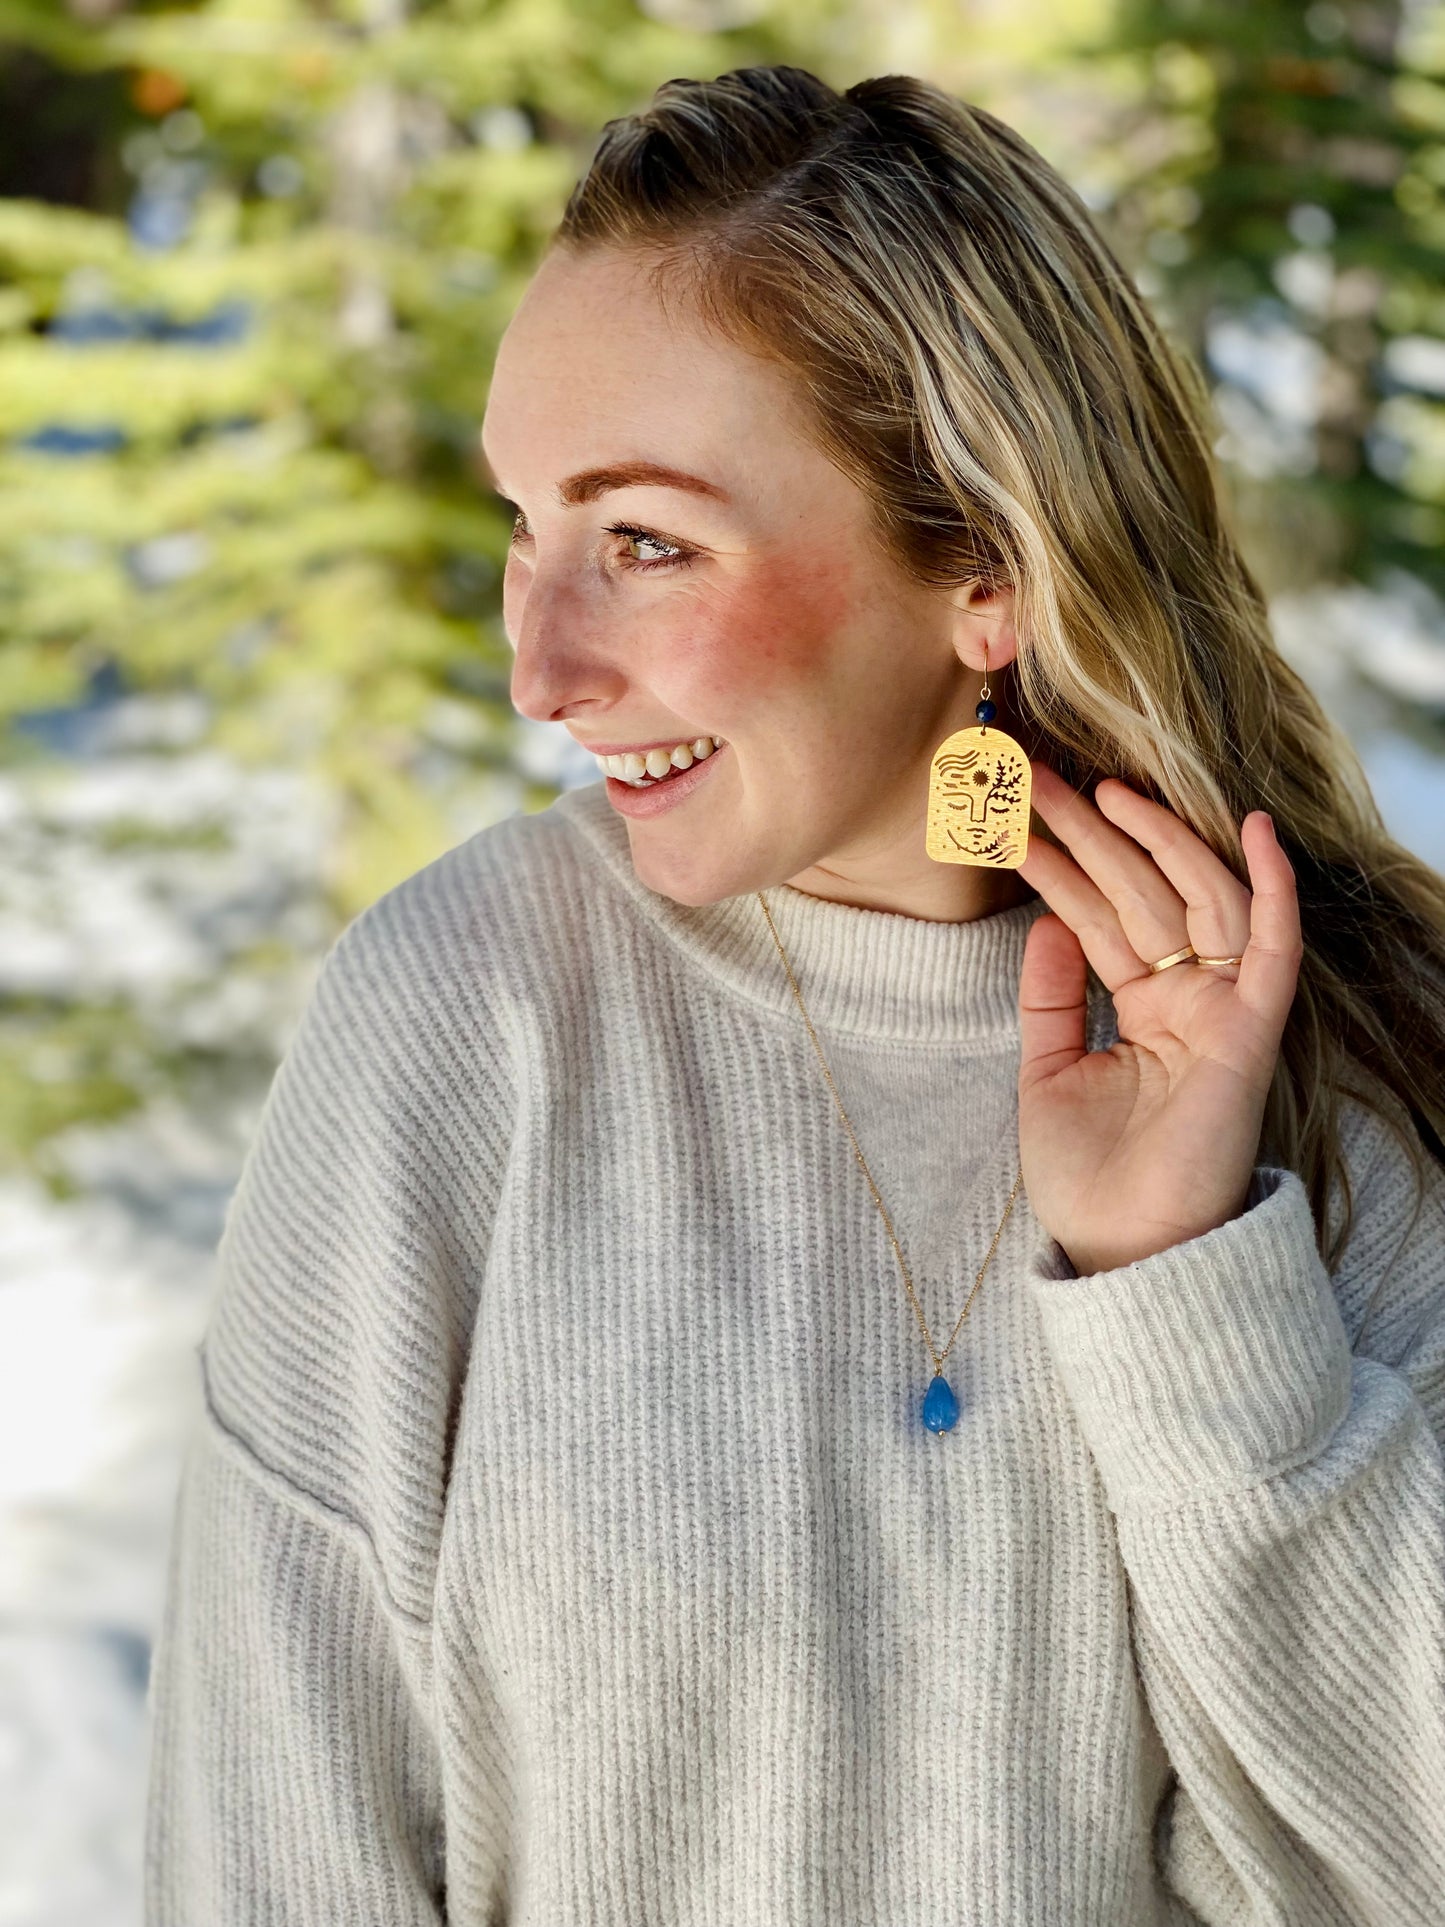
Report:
479,453,731,508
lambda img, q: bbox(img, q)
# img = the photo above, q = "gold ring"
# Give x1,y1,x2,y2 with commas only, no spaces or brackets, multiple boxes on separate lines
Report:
1194,954,1245,967
1147,945,1197,973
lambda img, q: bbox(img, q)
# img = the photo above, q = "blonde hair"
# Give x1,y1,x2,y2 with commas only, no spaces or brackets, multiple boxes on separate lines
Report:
551,64,1445,1272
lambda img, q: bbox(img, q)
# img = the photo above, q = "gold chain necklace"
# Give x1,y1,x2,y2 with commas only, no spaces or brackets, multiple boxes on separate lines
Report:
756,889,1026,1436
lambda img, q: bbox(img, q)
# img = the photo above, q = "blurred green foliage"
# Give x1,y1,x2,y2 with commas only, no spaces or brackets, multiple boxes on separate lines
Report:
1097,0,1445,594
0,0,844,914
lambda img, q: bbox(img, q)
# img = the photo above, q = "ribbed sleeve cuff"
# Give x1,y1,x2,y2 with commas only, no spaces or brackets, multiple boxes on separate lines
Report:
1024,1167,1355,1521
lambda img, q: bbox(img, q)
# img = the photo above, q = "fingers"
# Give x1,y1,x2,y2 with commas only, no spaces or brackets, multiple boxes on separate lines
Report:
1236,810,1304,1033
1016,835,1154,993
1022,764,1253,985
1016,909,1090,1098
1091,776,1253,960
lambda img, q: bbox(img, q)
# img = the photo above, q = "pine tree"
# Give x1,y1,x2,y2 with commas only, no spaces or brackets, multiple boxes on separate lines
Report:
1096,0,1445,603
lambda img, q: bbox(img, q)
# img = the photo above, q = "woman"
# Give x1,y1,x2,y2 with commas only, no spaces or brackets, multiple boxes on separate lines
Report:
144,65,1445,1927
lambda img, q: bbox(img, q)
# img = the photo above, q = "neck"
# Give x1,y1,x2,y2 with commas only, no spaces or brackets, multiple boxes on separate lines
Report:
781,851,1037,924
552,776,1079,1045
781,705,1045,921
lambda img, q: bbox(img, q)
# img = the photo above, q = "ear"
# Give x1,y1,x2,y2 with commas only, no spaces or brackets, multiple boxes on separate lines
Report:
948,576,1019,672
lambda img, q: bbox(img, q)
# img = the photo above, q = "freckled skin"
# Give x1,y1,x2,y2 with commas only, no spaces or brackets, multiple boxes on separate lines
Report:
481,245,1036,922
685,553,849,699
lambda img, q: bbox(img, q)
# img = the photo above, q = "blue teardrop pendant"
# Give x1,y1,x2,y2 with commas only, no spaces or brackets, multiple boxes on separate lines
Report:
921,1373,960,1434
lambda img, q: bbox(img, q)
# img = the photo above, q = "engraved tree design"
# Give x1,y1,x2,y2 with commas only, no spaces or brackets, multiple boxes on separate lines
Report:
980,752,1025,820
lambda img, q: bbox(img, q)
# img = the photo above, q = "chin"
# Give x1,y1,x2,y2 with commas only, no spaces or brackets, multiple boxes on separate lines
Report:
626,835,745,908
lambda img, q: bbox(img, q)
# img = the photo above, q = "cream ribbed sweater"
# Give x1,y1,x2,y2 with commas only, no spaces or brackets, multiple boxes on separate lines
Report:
143,777,1445,1926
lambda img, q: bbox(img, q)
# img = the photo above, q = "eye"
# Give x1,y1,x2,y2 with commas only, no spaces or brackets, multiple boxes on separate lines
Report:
603,521,696,573
503,504,695,574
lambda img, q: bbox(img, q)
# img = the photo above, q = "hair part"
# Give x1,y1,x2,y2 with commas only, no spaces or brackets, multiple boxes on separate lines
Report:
552,63,1445,1283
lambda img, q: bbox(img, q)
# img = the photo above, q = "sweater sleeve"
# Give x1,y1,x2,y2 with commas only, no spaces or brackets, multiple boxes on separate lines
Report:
143,1402,447,1922
143,850,517,1925
1024,1098,1445,1927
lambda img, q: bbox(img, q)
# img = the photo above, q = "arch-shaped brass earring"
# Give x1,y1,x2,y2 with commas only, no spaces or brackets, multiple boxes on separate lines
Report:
924,635,1032,868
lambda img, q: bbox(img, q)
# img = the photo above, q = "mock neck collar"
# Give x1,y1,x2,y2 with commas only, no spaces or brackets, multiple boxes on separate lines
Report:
547,779,1063,1048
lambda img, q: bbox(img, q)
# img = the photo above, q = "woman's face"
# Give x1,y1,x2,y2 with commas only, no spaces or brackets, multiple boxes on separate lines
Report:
480,244,1030,918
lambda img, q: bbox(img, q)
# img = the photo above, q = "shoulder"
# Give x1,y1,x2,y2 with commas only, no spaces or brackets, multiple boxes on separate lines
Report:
1326,1085,1445,1367
198,808,600,1599
1332,1085,1442,1241
303,792,612,1078
335,796,588,1003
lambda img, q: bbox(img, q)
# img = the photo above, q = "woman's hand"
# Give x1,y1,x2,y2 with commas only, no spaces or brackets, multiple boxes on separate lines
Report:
1013,761,1302,1276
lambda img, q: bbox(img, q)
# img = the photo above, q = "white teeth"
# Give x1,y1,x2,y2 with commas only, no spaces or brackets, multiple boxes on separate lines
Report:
600,736,724,785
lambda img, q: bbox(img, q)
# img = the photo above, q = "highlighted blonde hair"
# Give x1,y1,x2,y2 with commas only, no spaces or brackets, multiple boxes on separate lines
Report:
551,64,1445,1272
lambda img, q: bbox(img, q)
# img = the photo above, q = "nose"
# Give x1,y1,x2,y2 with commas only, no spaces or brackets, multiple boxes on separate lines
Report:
506,569,628,726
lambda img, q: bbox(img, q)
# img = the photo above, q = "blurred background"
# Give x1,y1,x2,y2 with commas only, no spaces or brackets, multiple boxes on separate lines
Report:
2,0,1444,1919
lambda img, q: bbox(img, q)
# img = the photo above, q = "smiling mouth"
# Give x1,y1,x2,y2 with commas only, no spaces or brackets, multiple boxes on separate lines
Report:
594,735,727,785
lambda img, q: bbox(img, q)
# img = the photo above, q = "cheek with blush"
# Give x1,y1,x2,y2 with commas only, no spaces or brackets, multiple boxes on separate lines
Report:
662,551,857,721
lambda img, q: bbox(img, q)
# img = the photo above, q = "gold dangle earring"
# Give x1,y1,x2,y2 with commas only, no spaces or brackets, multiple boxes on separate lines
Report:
924,634,1032,868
